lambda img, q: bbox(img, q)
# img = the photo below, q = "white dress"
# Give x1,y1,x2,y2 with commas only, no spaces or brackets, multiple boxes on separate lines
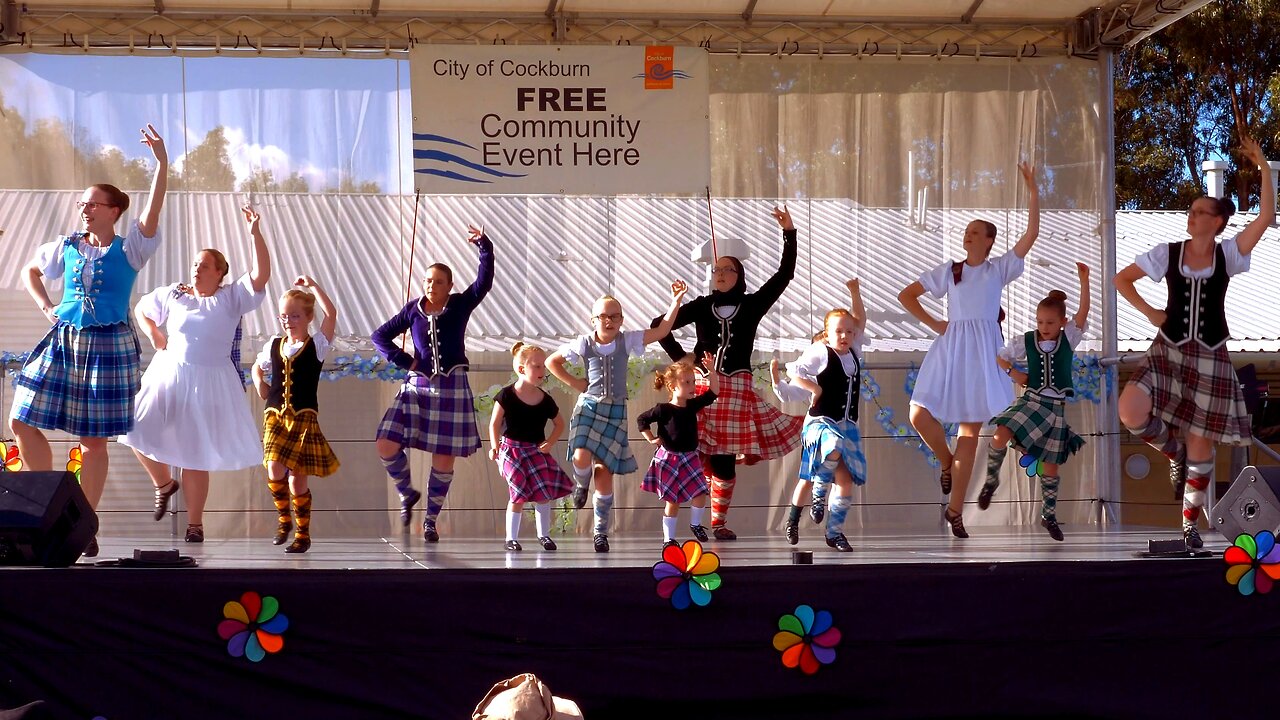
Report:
119,274,266,471
910,253,1024,423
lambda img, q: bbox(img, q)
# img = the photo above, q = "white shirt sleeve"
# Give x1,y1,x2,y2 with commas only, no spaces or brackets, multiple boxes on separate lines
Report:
33,240,66,280
254,339,275,371
787,342,831,381
1064,323,1085,348
623,329,649,358
992,252,1026,284
1221,234,1252,276
224,273,268,316
312,332,332,363
1134,244,1169,282
772,379,813,405
556,336,588,365
121,220,162,271
918,261,953,298
997,335,1026,364
135,284,175,326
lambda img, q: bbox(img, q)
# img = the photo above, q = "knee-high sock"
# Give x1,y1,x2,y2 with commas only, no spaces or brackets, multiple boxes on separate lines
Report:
572,463,592,491
661,515,678,542
985,444,1008,489
534,502,552,537
1039,474,1060,520
709,477,737,528
291,491,312,539
811,457,840,506
593,493,614,535
787,504,802,525
381,450,413,494
1182,457,1213,527
424,469,454,526
506,510,521,541
689,505,706,527
267,476,292,525
825,494,852,539
1126,416,1184,460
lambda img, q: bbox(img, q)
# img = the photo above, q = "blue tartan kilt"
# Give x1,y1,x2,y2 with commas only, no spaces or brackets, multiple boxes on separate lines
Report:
375,369,481,457
799,416,867,486
10,321,141,437
566,396,637,475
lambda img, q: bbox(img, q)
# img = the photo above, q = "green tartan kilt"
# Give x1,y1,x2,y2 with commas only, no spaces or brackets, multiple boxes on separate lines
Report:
991,391,1085,466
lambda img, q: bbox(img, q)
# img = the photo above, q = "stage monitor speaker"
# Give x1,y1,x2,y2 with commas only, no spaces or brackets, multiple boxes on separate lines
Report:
0,471,98,567
1212,466,1280,542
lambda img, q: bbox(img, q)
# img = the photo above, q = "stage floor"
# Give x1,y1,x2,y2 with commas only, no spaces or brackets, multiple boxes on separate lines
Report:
65,524,1221,570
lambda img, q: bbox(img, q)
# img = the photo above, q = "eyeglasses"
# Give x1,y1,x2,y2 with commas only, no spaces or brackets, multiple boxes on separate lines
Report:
593,313,623,323
1187,208,1220,218
711,267,738,276
75,201,115,211
278,313,307,322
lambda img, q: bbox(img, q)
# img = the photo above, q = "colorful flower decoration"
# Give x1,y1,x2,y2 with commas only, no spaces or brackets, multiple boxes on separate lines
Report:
1019,453,1043,478
651,540,721,610
0,441,21,472
1224,530,1280,596
773,604,841,675
66,447,81,480
217,591,289,662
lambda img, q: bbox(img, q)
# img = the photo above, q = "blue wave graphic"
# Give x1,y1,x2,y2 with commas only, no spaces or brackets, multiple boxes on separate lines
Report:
633,66,692,81
413,133,527,184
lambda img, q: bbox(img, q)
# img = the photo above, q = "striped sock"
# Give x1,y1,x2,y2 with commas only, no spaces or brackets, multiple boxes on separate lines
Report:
1182,458,1213,527
267,476,291,525
1126,416,1183,460
825,494,852,539
709,477,736,528
380,450,413,495
593,493,614,535
985,444,1008,489
1039,474,1060,520
424,469,454,526
291,491,312,540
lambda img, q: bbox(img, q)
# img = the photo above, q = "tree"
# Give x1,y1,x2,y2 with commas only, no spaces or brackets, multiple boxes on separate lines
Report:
179,126,236,192
239,168,312,193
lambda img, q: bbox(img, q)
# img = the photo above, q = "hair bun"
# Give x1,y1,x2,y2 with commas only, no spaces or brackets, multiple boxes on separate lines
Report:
1046,290,1068,302
1220,197,1237,217
510,341,524,356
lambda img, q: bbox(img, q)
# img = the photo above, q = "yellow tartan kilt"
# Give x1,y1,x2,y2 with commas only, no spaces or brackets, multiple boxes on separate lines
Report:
262,409,341,478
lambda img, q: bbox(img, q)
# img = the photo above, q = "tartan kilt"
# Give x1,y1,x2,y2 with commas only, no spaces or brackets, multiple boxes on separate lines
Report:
991,391,1084,465
642,446,709,503
10,321,141,437
499,438,573,503
696,371,803,462
262,409,341,478
799,417,868,486
1129,334,1251,445
375,369,481,457
566,396,638,475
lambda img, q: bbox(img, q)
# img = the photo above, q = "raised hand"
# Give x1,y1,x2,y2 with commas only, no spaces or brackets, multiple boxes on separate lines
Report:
1240,134,1266,167
242,204,262,234
295,275,317,289
1076,262,1090,279
771,205,794,231
467,224,485,244
140,124,167,165
671,279,689,302
846,278,860,293
1017,161,1037,188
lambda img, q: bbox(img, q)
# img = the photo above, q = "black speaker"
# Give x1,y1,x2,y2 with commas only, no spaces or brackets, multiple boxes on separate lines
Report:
1212,466,1280,542
0,471,98,567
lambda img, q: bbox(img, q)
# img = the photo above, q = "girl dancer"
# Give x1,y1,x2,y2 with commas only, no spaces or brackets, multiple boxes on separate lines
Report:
121,205,271,543
898,162,1041,538
1116,134,1274,549
784,300,868,552
9,125,167,557
251,276,341,554
372,224,493,543
979,263,1091,541
488,342,572,552
651,207,804,540
637,352,720,549
547,282,688,553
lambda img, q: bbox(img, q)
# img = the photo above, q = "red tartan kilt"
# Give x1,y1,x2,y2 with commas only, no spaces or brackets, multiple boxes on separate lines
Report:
694,371,803,462
1128,334,1251,445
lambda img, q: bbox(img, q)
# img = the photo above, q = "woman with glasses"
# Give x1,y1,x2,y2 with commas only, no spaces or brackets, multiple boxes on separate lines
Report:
650,207,804,541
119,205,271,544
371,225,492,543
1115,134,1276,549
9,125,168,558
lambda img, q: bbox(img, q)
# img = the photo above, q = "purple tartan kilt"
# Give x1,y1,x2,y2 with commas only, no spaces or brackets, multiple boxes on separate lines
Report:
641,446,709,504
498,438,573,503
375,370,481,457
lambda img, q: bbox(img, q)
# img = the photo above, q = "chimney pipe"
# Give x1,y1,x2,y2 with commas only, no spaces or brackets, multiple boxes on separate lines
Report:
1203,160,1229,199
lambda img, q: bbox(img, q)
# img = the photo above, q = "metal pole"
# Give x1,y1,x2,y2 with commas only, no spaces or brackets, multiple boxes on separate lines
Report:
1097,47,1121,526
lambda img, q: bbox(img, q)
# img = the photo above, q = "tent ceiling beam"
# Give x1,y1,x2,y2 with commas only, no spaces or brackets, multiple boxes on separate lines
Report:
0,2,1214,58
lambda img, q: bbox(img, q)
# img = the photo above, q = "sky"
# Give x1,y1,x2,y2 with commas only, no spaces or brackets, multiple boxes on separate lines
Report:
0,53,413,192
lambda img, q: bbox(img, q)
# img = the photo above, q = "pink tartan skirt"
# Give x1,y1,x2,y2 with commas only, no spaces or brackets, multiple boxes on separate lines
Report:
642,446,709,503
498,437,574,503
1128,334,1251,445
695,371,803,463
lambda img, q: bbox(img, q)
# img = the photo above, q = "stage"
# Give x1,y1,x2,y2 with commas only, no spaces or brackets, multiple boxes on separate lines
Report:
1,526,1274,720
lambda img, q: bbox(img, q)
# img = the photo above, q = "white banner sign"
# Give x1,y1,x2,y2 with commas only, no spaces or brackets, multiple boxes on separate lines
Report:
409,45,709,195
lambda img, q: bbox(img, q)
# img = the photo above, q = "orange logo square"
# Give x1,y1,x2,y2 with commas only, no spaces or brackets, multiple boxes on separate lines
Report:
645,46,675,90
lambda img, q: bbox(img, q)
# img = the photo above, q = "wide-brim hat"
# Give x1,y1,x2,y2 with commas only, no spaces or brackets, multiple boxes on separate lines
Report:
472,673,583,720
